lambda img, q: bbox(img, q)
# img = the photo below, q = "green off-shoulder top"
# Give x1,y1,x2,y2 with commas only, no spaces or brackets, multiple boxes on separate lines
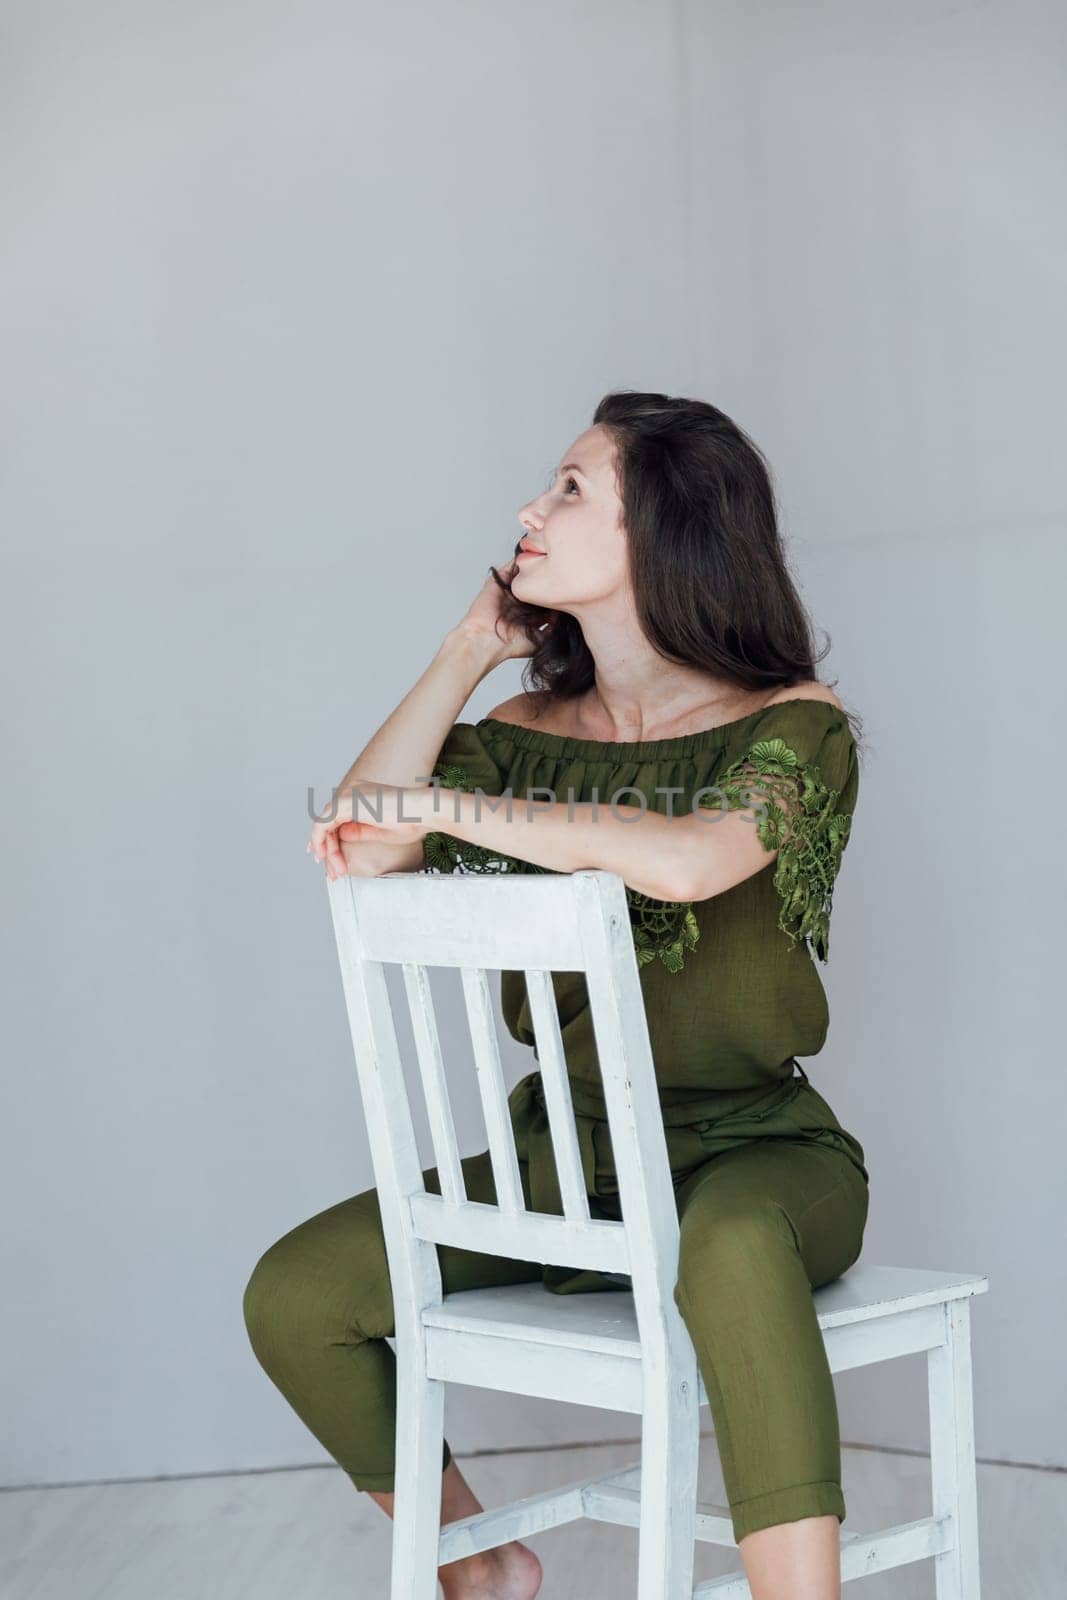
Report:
420,697,859,1125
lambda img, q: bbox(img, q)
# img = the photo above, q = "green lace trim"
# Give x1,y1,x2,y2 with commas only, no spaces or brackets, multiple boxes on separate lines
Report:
421,763,547,878
695,738,852,962
420,741,851,970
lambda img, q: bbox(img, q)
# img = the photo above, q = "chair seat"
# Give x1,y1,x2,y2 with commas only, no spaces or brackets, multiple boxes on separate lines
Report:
424,1262,989,1361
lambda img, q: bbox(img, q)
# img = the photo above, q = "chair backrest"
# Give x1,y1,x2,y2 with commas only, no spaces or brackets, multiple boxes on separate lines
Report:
325,868,683,1339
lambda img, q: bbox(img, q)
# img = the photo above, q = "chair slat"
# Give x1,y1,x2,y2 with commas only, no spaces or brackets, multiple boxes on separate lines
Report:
410,1193,629,1273
401,962,466,1206
459,966,525,1215
524,969,591,1224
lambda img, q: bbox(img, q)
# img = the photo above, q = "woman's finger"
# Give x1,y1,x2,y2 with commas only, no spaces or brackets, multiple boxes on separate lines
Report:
322,825,343,879
309,788,350,861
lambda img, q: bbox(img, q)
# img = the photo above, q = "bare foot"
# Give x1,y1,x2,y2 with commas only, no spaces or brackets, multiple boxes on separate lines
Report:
438,1539,543,1600
366,1459,543,1598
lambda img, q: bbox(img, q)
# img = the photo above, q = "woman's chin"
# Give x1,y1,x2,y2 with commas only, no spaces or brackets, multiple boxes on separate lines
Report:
509,573,540,596
514,583,556,610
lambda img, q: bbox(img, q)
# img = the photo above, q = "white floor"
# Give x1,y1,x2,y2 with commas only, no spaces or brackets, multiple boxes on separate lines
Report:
2,1434,1062,1599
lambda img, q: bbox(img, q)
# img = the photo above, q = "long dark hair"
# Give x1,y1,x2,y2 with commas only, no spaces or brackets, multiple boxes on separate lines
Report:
490,389,864,749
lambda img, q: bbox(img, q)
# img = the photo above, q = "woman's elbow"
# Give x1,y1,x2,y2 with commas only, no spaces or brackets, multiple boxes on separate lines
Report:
675,823,778,904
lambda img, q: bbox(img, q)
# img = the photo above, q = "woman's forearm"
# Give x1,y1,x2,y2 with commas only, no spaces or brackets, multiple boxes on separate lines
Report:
428,787,698,904
336,627,504,796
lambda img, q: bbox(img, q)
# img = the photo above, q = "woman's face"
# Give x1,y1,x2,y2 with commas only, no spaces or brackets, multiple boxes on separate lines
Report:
512,425,629,609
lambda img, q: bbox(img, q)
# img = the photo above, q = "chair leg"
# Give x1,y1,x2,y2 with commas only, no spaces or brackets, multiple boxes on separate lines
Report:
637,1366,700,1599
927,1298,982,1600
390,1334,446,1600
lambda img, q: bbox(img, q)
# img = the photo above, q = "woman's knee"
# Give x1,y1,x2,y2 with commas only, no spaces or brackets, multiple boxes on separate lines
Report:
673,1192,798,1313
242,1187,395,1362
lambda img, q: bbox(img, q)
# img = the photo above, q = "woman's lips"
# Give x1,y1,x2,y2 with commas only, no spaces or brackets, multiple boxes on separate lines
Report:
516,548,546,558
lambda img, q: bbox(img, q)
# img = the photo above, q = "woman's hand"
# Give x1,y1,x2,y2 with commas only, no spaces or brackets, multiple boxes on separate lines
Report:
308,781,429,880
453,552,553,663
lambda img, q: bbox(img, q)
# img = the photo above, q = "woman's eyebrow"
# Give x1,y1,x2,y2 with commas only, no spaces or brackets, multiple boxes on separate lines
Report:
546,461,588,485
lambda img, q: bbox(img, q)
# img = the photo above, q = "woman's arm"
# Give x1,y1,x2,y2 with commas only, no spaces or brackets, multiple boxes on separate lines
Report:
317,626,507,879
416,787,757,904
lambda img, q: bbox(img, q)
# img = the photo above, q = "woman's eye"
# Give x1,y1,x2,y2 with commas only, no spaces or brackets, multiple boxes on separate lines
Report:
564,476,579,495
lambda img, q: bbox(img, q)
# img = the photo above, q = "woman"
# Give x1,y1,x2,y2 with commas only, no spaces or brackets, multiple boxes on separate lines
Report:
244,391,870,1600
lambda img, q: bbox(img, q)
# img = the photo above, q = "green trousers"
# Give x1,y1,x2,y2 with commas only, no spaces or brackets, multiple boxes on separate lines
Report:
243,1072,869,1544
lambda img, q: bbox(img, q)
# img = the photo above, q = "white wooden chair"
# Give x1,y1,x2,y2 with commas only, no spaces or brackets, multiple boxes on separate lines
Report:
325,867,988,1599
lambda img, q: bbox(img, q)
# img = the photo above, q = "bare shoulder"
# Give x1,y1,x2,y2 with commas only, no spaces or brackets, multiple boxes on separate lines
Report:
482,689,555,729
764,682,846,714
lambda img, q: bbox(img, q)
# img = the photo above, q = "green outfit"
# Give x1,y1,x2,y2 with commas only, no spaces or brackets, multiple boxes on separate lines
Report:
244,697,871,1542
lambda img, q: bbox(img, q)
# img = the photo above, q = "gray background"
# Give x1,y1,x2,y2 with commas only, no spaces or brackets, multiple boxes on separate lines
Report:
2,0,1064,1488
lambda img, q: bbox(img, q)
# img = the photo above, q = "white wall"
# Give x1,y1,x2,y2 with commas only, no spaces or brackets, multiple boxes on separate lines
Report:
0,0,695,1486
2,0,1062,1488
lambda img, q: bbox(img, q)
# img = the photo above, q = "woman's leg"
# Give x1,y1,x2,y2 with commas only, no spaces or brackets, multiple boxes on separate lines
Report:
242,1148,548,1596
242,1147,543,1492
671,1137,869,1595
